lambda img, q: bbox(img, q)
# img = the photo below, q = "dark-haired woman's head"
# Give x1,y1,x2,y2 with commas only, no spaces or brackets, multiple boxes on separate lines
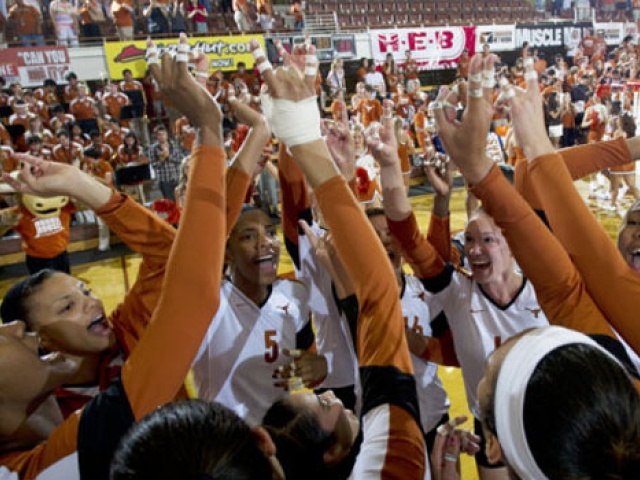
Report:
0,270,114,356
262,391,360,480
111,400,278,480
478,327,640,479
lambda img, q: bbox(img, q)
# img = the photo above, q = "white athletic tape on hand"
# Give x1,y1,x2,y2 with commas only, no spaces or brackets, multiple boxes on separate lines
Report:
524,70,538,81
503,88,516,99
175,53,189,63
499,77,510,87
523,58,534,67
261,95,322,147
146,47,159,64
177,43,191,54
430,101,443,110
305,66,317,76
257,60,273,74
469,73,482,82
469,88,483,98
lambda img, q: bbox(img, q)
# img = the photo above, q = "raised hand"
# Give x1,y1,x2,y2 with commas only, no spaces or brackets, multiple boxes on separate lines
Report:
322,100,355,180
425,154,454,198
147,33,221,140
432,54,497,184
505,52,555,162
3,154,112,210
366,100,399,168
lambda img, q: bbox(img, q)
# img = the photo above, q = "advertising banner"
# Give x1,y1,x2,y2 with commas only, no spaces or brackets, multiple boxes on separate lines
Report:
592,22,624,45
265,34,357,63
476,25,516,52
0,46,70,87
515,23,567,49
370,26,476,70
104,35,265,80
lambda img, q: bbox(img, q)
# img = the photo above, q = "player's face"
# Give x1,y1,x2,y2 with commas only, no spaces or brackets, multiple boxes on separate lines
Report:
464,212,514,286
227,210,281,288
368,213,402,273
618,207,640,275
0,321,78,438
22,273,114,356
353,130,365,151
288,390,360,464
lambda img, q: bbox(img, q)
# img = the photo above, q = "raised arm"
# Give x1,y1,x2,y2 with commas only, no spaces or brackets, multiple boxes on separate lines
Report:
122,35,226,419
509,55,640,355
261,42,425,478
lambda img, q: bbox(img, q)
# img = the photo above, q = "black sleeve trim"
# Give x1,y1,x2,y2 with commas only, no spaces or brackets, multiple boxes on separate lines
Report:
78,376,135,480
337,293,359,356
285,236,301,271
359,365,422,432
589,334,640,380
296,317,315,350
430,310,449,338
296,208,313,235
420,262,454,294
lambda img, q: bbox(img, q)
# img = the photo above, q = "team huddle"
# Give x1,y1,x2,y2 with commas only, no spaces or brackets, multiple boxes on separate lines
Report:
0,31,639,480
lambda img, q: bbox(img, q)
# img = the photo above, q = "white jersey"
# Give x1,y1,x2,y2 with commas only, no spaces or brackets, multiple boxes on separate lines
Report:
297,223,358,390
36,453,79,479
193,278,311,426
401,274,450,433
434,271,548,418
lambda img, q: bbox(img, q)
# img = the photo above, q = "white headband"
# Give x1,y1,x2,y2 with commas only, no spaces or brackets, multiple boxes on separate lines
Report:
494,327,610,480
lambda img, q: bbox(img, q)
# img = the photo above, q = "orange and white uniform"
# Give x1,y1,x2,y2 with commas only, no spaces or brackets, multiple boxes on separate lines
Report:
113,145,147,167
0,145,18,173
49,114,76,133
69,96,97,120
356,98,382,128
103,128,129,151
51,142,84,165
102,91,129,120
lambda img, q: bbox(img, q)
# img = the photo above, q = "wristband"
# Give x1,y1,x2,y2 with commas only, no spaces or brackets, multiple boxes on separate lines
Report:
482,68,496,88
175,53,189,63
264,96,322,147
524,70,538,81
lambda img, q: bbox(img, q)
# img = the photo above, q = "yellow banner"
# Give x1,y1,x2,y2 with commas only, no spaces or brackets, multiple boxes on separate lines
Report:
104,35,265,80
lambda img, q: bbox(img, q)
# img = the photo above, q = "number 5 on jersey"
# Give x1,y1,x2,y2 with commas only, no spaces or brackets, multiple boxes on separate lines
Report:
264,330,279,363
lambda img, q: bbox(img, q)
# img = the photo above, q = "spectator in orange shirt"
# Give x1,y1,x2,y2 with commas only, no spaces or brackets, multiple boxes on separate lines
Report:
8,0,44,46
64,72,81,103
51,129,84,166
70,84,98,120
113,131,148,167
25,116,55,149
290,0,303,29
34,79,62,107
403,49,418,81
111,0,134,40
23,90,50,123
356,85,382,127
0,144,18,173
79,0,105,38
70,122,91,147
84,130,114,163
0,123,12,147
103,117,130,151
102,82,130,121
175,115,196,153
48,104,76,134
26,135,52,161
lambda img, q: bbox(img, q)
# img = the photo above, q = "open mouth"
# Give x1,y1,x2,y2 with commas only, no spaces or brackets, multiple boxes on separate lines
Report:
256,254,277,276
87,314,111,337
627,249,640,274
35,207,59,215
470,260,491,273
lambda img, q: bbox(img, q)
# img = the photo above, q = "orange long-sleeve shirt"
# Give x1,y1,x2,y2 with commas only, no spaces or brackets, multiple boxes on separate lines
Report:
527,145,640,355
314,175,425,478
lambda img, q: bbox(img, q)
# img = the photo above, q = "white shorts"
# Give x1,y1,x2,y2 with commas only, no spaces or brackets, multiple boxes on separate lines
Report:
548,124,563,138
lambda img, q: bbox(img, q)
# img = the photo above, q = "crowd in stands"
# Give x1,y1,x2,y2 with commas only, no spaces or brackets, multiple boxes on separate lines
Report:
1,0,639,46
0,20,640,480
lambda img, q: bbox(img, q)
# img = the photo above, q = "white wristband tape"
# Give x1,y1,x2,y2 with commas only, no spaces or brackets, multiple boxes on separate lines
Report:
503,87,516,99
257,60,273,74
469,88,483,98
177,43,191,54
429,101,443,110
469,72,482,82
264,96,322,147
146,56,159,65
252,47,266,60
306,54,318,65
195,71,209,79
523,58,534,67
305,66,317,76
175,53,189,63
524,70,538,81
